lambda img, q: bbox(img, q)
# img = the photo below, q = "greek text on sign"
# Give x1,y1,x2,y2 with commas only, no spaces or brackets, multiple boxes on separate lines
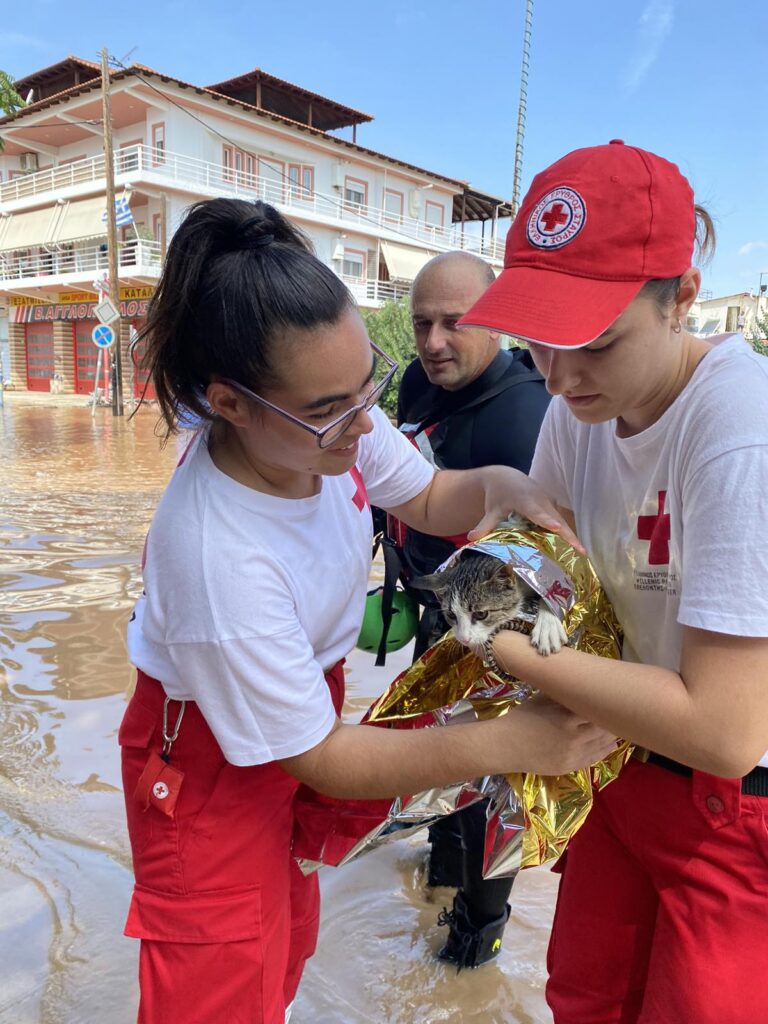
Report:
94,298,120,325
92,324,116,349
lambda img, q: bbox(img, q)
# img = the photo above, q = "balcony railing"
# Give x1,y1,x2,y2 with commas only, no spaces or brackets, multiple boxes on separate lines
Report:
0,145,506,261
0,239,162,284
340,276,412,306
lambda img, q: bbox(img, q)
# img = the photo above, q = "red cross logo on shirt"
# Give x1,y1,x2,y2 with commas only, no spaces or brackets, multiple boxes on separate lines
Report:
637,490,671,565
541,202,569,233
349,466,370,512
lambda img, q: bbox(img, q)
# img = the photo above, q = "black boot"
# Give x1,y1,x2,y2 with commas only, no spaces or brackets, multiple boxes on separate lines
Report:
437,891,511,969
426,817,464,888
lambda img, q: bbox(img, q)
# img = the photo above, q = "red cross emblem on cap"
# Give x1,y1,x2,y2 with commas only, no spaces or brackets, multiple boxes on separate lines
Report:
527,187,587,250
540,202,569,233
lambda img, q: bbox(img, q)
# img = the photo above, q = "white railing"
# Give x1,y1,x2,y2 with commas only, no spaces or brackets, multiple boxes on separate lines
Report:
0,144,506,261
341,276,412,305
0,239,162,283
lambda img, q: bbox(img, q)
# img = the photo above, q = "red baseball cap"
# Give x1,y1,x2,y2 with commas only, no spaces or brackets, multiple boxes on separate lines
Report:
459,140,696,348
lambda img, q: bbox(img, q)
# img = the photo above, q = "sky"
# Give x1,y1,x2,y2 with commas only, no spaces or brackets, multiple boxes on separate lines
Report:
1,0,767,298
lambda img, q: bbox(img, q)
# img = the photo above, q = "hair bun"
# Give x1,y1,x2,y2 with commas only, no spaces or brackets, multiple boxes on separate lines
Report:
236,215,275,251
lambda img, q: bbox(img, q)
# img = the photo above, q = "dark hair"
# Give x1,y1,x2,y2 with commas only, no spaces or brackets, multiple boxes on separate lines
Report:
640,204,717,317
132,198,352,433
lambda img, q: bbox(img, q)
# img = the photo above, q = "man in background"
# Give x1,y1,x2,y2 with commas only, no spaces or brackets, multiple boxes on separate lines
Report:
385,250,550,968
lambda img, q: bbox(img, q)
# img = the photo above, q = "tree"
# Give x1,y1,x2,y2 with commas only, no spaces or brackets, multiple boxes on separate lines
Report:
0,70,25,151
749,310,768,357
361,297,417,418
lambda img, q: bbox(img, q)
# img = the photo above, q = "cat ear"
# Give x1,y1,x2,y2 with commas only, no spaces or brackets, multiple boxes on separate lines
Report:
493,562,521,589
410,567,454,594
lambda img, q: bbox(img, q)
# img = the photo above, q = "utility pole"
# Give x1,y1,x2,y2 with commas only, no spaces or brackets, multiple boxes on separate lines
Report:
101,47,124,416
511,0,534,218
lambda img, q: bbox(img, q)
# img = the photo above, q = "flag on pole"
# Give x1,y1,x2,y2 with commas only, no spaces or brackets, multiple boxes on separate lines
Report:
102,196,134,228
92,271,110,295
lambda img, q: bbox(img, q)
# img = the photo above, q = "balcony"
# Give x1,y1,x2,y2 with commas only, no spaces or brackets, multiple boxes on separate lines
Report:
0,239,162,290
340,275,412,307
0,145,505,262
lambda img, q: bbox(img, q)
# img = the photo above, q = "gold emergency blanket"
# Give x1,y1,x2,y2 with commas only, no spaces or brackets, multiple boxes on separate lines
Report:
294,525,632,878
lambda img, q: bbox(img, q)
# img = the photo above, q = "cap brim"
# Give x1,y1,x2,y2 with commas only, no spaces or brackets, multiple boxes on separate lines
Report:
457,265,647,348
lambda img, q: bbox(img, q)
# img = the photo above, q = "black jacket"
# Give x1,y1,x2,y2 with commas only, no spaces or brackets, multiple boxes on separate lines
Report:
394,348,551,581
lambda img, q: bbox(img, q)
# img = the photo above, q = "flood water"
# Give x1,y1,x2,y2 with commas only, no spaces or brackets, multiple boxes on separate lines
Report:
0,397,557,1024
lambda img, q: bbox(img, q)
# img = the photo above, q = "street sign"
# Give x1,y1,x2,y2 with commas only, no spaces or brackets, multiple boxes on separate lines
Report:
94,297,120,325
92,324,116,349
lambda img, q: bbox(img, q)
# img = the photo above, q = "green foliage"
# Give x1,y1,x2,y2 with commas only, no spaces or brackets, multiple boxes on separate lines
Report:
750,311,768,356
362,297,417,418
0,71,25,151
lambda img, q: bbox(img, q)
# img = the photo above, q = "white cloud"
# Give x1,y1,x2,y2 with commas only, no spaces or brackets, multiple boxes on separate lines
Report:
622,1,675,91
738,241,768,256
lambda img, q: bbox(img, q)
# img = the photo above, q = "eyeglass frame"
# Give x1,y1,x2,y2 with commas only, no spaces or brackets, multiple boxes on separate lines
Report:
220,342,398,449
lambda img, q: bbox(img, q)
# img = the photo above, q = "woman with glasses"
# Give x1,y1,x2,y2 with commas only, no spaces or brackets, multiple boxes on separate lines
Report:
120,198,615,1024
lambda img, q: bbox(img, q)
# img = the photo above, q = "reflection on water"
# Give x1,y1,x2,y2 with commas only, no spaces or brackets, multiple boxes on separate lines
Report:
0,399,556,1024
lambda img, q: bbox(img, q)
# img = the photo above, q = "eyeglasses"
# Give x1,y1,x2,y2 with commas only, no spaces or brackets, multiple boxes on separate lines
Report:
222,342,398,449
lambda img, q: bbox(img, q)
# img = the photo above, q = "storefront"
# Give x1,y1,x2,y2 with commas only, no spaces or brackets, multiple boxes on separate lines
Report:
10,288,156,398
25,322,55,391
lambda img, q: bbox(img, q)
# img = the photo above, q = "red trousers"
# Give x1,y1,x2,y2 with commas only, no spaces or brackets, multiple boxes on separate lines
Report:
546,757,768,1024
120,665,345,1024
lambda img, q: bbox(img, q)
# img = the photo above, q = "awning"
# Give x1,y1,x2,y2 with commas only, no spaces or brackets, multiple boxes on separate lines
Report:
0,206,58,251
380,240,437,282
51,196,107,245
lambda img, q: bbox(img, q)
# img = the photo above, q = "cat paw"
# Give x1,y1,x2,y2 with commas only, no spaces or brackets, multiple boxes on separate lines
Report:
530,609,568,656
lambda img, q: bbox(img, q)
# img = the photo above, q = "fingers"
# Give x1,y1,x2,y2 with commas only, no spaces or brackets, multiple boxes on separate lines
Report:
467,502,585,554
524,502,585,553
467,514,498,542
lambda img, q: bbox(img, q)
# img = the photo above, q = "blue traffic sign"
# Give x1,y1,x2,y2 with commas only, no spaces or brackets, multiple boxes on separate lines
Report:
92,324,116,349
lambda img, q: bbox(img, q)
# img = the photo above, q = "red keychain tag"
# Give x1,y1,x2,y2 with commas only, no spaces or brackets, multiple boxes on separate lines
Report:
134,751,184,818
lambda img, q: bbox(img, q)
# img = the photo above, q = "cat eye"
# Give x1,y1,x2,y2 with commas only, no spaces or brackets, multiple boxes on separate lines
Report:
444,611,457,623
472,611,488,621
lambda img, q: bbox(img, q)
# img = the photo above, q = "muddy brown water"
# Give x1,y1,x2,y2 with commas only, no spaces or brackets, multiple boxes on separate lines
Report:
0,399,557,1024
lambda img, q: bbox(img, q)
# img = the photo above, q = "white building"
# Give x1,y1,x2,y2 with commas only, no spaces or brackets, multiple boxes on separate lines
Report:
689,290,767,339
0,56,510,396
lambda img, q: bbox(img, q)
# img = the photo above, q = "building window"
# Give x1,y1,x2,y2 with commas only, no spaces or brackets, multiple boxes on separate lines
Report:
152,123,166,165
342,249,366,280
383,188,404,223
344,176,368,212
118,140,142,173
222,145,234,183
425,200,445,228
288,164,314,201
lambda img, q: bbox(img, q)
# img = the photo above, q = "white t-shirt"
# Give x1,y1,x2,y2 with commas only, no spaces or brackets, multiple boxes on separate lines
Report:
128,406,434,766
530,335,768,768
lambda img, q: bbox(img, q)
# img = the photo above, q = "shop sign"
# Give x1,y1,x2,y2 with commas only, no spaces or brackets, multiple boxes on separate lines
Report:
12,298,150,323
9,285,154,307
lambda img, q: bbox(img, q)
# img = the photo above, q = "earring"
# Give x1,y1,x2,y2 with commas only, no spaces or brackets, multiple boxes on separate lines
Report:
672,318,682,334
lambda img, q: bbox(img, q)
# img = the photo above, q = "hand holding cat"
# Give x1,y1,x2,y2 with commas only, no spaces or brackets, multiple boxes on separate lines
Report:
504,695,618,775
465,467,585,552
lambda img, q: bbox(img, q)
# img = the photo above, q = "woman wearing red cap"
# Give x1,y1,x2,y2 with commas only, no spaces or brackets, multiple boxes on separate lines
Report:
460,141,768,1024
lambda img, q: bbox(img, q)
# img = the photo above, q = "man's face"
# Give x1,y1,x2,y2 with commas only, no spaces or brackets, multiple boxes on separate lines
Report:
411,263,499,391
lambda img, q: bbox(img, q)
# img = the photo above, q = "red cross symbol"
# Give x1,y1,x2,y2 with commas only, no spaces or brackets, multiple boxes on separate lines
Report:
637,490,671,565
541,202,569,233
545,580,572,604
349,466,370,512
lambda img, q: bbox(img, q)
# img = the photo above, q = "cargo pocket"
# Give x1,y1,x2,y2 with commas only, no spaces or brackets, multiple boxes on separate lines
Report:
124,884,262,943
119,698,162,858
118,697,158,750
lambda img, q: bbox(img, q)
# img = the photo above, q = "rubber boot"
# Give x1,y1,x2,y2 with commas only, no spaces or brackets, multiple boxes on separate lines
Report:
426,817,464,888
436,891,511,969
